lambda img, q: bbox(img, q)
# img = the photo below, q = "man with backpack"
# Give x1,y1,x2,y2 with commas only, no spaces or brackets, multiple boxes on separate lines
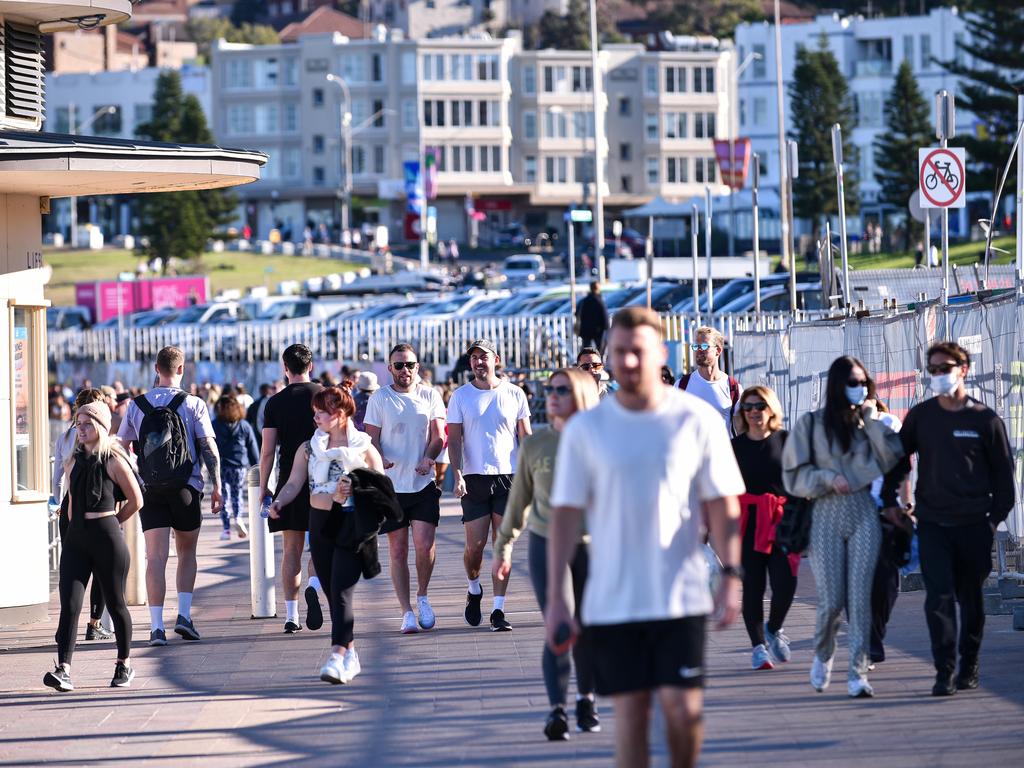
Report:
117,346,221,646
678,326,741,437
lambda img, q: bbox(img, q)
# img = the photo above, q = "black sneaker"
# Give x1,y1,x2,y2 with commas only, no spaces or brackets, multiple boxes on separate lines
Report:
284,620,303,634
173,614,201,641
304,586,323,631
110,661,135,688
464,589,483,627
543,706,570,741
575,697,601,732
43,665,73,693
149,628,167,647
85,623,113,641
932,670,957,697
956,660,980,690
489,609,512,632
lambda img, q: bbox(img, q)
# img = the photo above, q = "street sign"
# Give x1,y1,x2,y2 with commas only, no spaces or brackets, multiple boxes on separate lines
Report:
713,138,751,190
566,209,592,223
919,147,966,209
908,189,927,223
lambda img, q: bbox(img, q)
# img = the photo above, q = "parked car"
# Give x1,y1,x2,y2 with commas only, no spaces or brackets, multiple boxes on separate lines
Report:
502,254,546,283
715,283,823,313
47,306,92,331
166,301,249,326
494,223,532,248
623,280,693,312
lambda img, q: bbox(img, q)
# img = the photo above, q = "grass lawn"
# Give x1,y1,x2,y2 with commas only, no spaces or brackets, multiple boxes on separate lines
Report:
43,248,365,307
849,235,1016,270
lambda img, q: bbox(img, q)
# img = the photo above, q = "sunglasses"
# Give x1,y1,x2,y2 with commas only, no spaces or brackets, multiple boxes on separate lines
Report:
391,361,417,370
544,385,572,396
846,378,867,387
741,402,769,412
578,362,603,371
926,362,958,375
690,343,713,351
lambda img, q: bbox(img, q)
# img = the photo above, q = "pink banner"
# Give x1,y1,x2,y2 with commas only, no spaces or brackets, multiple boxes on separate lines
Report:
76,277,208,322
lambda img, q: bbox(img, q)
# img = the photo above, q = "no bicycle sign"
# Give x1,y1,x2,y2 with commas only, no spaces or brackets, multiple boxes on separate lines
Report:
918,147,966,209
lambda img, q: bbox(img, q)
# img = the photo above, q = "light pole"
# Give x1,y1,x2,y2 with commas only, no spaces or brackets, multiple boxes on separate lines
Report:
68,104,116,248
728,51,761,258
772,0,792,274
588,0,606,281
325,74,353,240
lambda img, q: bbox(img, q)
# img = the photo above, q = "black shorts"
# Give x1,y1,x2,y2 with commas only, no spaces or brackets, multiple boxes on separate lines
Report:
268,486,311,533
140,486,203,533
585,616,707,696
460,474,513,524
381,483,442,534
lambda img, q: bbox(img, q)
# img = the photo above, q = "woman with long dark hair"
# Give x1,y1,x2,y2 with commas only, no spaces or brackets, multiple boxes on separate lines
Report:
783,356,903,698
212,395,260,541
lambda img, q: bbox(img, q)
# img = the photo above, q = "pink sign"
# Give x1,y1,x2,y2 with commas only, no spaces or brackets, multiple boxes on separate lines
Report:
76,277,209,322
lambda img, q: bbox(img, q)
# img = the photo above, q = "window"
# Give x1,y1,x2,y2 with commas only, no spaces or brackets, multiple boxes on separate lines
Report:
667,157,688,184
452,145,461,172
694,157,716,184
477,54,499,81
920,34,931,69
372,99,385,127
574,156,595,184
571,65,593,93
479,100,500,127
464,144,475,172
424,99,445,127
645,156,659,185
665,66,687,93
402,52,417,84
51,106,71,133
695,157,705,183
644,112,658,140
282,147,301,179
258,103,279,133
523,64,536,94
903,34,914,65
312,88,325,107
371,53,384,82
423,53,444,80
694,112,715,138
313,166,326,185
524,155,537,183
664,111,687,139
133,104,151,133
544,110,568,138
753,45,766,78
739,98,746,128
282,57,298,86
313,135,325,154
10,305,46,501
621,175,632,193
618,97,632,117
572,111,595,139
227,104,255,135
545,156,568,183
352,146,366,175
694,66,714,93
341,53,366,83
436,146,447,172
351,99,369,126
707,112,716,137
523,110,537,140
855,92,883,128
543,65,566,93
226,59,252,89
283,102,299,133
860,144,874,184
752,97,766,126
256,58,278,87
644,64,657,95
619,143,631,161
693,67,703,93
492,146,501,173
373,145,385,174
93,105,122,136
402,99,417,130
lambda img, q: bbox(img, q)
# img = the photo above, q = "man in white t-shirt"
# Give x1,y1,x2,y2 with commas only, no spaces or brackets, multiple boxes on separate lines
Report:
364,343,447,635
447,339,532,632
678,325,741,437
547,308,744,768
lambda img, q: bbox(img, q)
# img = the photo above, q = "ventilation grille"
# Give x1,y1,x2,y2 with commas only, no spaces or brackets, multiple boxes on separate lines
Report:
1,20,45,131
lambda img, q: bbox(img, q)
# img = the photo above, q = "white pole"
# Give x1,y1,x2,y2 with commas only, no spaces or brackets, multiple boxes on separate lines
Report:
705,186,714,314
786,139,798,308
772,0,792,272
936,90,954,308
832,124,850,310
691,204,700,324
752,153,761,313
1018,95,1024,290
568,214,577,318
588,0,606,282
419,133,429,270
247,466,276,618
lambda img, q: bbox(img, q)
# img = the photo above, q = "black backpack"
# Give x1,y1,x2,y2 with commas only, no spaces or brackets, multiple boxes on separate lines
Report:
134,391,195,492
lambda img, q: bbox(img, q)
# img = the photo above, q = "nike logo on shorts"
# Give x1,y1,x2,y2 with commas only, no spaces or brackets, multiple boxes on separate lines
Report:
678,666,703,679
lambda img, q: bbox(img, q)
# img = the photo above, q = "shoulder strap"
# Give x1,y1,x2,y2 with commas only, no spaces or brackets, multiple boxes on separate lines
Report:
168,392,188,413
678,373,690,390
133,394,154,416
729,377,740,406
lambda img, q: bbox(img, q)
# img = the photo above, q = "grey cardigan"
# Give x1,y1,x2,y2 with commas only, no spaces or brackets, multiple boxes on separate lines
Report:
782,408,904,500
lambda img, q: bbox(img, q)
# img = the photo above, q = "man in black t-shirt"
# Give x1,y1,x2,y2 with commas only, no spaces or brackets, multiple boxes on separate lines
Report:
259,344,324,634
882,341,1015,697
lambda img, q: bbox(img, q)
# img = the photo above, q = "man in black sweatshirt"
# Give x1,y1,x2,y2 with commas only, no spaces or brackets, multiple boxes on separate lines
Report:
882,341,1014,697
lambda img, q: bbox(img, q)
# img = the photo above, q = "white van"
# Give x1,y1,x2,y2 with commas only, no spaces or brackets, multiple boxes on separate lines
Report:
502,254,546,283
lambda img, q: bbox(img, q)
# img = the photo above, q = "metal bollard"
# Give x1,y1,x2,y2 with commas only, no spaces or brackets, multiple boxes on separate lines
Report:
247,465,276,618
123,511,147,606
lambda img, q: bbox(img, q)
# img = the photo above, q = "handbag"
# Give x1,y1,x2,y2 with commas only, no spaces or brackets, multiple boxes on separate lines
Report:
775,412,816,555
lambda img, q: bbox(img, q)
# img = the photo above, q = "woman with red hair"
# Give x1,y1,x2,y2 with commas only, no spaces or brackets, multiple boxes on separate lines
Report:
271,383,384,684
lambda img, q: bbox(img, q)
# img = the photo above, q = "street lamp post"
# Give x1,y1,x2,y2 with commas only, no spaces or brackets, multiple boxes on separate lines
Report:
588,0,606,282
68,104,116,248
728,52,762,258
325,74,353,240
772,0,792,273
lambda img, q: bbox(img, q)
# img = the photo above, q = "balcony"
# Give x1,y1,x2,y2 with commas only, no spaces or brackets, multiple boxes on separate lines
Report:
855,59,893,77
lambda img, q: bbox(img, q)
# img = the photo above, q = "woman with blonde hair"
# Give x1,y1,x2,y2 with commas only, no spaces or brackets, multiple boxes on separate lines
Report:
44,401,143,692
494,367,600,740
731,385,802,671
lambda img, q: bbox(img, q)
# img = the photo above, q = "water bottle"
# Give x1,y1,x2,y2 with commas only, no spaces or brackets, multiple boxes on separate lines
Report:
48,495,59,516
260,494,273,519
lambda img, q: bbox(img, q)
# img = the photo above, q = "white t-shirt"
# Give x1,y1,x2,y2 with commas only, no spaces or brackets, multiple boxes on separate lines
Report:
446,380,531,475
364,383,447,494
684,371,735,436
550,387,746,625
870,411,903,506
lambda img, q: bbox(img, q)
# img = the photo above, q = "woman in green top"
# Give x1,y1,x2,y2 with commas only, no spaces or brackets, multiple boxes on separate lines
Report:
494,367,599,741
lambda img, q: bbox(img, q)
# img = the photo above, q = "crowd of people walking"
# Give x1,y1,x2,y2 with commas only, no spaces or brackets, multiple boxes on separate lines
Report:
44,316,1014,767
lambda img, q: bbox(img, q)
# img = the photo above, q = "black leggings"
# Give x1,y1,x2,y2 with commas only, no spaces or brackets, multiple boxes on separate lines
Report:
309,507,362,648
527,532,594,706
741,509,798,647
58,512,106,622
55,516,132,665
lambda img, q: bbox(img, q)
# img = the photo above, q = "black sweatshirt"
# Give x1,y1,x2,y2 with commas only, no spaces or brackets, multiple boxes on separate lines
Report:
732,430,789,496
880,397,1015,526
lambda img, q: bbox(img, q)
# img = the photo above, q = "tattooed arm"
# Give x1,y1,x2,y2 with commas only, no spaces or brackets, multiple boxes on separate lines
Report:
198,436,223,514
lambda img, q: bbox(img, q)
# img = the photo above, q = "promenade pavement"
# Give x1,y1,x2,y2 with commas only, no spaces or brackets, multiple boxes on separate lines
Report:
1,498,1022,767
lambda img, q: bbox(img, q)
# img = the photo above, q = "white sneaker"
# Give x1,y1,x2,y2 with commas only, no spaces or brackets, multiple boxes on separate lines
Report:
400,611,419,634
320,653,348,685
417,596,436,630
751,644,774,670
848,676,874,698
342,648,361,682
765,623,792,663
219,530,231,541
810,655,834,692
234,517,248,539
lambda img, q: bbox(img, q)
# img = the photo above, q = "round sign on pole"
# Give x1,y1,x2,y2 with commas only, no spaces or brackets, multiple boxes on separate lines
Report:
918,147,967,209
908,189,926,223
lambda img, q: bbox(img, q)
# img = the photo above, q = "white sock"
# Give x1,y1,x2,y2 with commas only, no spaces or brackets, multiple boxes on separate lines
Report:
177,592,193,620
149,606,164,631
467,578,482,595
493,596,505,612
308,576,322,592
286,600,298,623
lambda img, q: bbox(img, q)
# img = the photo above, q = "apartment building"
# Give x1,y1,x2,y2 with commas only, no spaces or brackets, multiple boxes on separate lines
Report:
735,7,973,236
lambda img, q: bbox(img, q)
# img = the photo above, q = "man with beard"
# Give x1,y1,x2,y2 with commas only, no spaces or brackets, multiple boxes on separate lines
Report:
678,326,741,437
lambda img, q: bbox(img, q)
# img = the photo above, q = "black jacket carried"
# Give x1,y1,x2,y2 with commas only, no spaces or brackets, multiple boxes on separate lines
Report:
322,467,404,578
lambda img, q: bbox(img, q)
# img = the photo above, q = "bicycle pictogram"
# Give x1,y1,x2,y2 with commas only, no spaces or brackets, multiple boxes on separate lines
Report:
924,160,960,193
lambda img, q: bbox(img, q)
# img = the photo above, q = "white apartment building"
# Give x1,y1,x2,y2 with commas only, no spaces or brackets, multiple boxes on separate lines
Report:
364,0,564,39
212,30,734,246
735,7,973,238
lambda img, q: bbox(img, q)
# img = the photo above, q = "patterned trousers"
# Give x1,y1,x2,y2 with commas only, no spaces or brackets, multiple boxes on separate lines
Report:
220,466,247,530
808,489,881,680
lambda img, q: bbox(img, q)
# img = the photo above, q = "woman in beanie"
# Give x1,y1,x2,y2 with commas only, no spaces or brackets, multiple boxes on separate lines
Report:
44,401,143,693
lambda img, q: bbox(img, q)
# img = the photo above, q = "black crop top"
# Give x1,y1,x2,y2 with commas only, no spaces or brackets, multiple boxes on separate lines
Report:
69,451,118,526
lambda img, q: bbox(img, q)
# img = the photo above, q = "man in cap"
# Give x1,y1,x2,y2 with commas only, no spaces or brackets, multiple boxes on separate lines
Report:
353,371,380,431
447,339,532,631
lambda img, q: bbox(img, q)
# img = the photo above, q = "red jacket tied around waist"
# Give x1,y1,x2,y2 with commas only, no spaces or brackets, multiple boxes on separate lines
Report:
739,492,801,577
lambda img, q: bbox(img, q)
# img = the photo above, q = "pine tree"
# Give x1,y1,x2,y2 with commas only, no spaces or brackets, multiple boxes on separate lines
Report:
874,60,932,250
789,34,859,235
943,0,1024,194
538,0,590,50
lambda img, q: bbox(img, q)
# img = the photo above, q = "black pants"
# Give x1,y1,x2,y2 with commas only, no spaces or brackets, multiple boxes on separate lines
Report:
58,512,106,622
309,507,362,648
918,520,994,673
580,332,604,352
869,524,902,663
527,532,594,707
741,508,797,647
55,516,132,665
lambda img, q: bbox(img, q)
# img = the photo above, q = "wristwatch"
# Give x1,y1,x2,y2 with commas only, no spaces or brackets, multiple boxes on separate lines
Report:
720,564,744,580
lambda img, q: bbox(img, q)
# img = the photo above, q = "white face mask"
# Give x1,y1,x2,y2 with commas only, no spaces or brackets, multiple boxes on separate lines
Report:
929,371,959,396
